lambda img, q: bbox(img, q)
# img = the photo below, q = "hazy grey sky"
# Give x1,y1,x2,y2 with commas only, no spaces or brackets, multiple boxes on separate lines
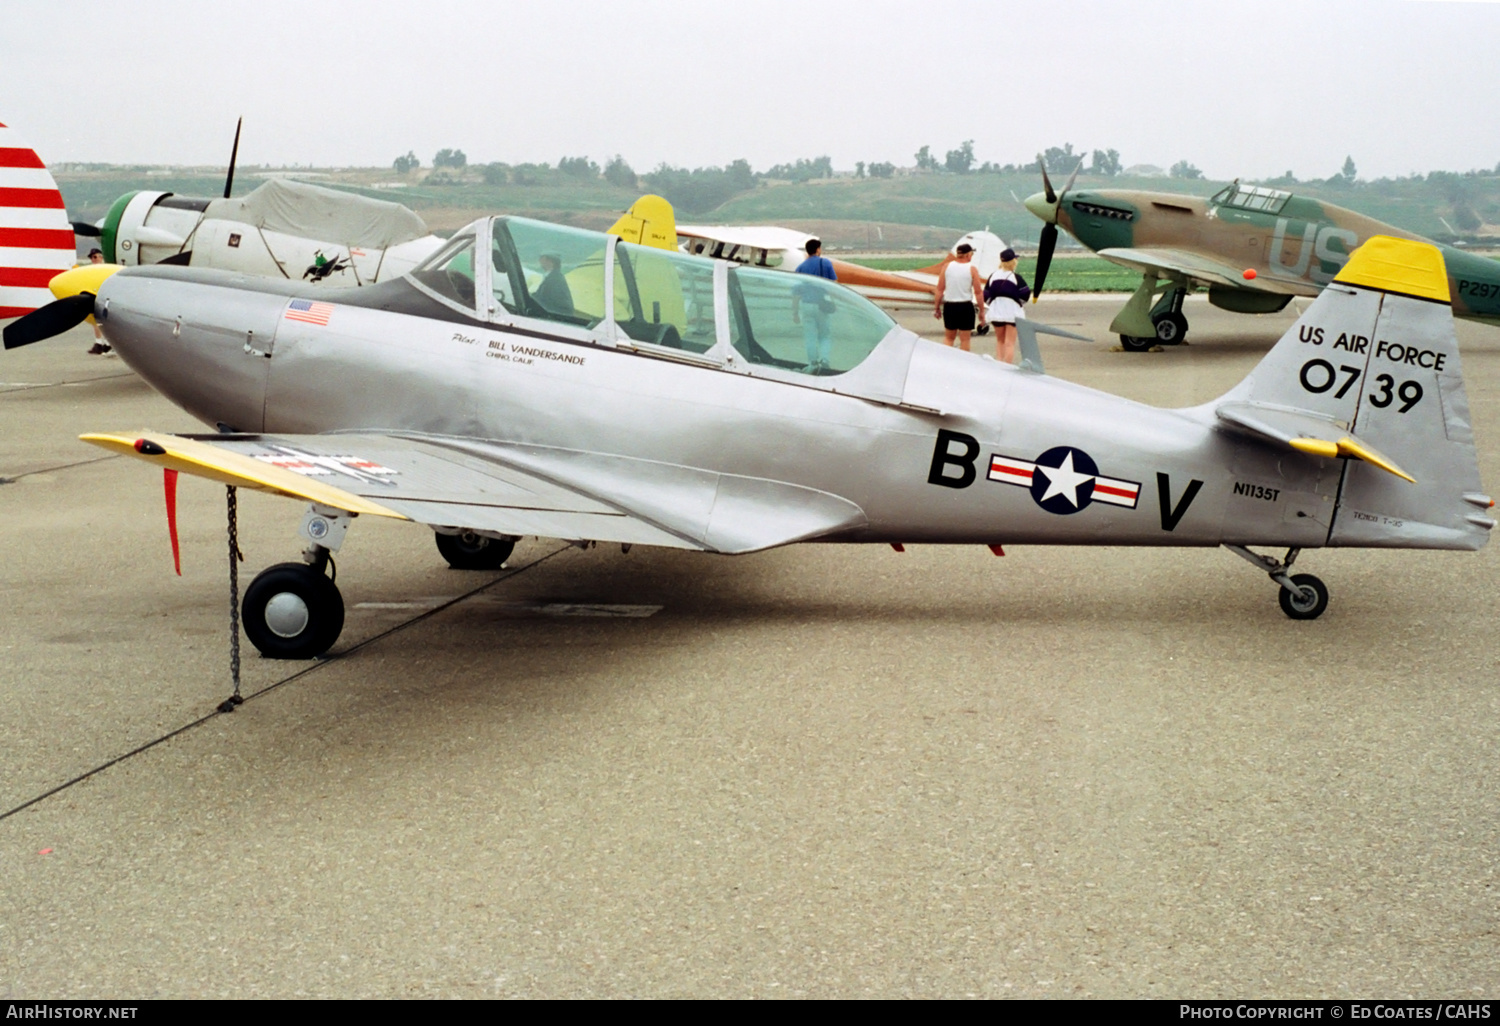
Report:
2,0,1497,180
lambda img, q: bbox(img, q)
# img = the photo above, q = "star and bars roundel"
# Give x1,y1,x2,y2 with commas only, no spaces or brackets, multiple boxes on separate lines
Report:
988,446,1140,514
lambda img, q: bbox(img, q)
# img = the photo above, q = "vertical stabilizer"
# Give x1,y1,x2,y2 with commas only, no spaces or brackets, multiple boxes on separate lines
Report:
607,195,677,251
1219,236,1491,550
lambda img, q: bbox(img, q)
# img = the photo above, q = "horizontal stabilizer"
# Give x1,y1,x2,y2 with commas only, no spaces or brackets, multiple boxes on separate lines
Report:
1215,402,1414,482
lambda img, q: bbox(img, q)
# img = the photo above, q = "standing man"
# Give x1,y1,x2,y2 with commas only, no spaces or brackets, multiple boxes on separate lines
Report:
792,237,837,372
934,243,986,351
85,248,111,355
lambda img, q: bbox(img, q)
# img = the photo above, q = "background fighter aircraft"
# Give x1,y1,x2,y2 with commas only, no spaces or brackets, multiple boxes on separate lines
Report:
1024,163,1500,351
5,222,1492,661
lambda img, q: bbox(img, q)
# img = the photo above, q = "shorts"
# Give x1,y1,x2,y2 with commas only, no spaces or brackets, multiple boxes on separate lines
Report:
943,301,975,331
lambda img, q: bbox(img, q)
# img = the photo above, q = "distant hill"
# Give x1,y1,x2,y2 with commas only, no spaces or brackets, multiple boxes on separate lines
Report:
53,165,1500,252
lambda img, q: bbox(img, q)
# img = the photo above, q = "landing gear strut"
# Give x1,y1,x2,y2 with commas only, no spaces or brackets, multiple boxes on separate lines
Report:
1225,545,1330,620
1150,286,1189,346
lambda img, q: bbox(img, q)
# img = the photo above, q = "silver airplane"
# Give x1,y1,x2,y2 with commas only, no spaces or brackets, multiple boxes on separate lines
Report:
5,220,1493,660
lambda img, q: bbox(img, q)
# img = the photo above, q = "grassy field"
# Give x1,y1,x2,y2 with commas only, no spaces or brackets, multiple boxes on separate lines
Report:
851,254,1143,292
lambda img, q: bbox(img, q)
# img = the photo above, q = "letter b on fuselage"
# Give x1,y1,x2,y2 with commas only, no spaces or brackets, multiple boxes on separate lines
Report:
928,429,979,489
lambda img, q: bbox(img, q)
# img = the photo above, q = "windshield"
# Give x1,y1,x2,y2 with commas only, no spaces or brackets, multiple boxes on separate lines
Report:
1211,183,1291,215
409,232,476,308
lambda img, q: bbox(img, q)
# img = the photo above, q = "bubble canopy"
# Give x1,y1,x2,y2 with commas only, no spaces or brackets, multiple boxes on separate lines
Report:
408,216,898,378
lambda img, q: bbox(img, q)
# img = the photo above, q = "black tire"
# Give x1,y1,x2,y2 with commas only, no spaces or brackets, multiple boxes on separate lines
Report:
1119,334,1156,353
242,562,345,659
1153,311,1189,345
1277,573,1329,620
436,530,515,570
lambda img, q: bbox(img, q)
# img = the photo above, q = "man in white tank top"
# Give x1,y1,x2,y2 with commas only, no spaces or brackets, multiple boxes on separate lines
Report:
933,243,985,350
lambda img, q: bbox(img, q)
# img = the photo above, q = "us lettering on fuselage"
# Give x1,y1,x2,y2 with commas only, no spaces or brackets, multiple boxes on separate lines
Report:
1270,218,1358,284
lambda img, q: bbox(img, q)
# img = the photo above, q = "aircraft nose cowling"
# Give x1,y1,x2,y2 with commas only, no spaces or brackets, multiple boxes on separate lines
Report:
98,269,286,432
1024,191,1058,224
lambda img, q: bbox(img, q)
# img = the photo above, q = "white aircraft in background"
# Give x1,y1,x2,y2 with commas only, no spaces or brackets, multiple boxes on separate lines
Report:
675,223,1010,313
73,120,445,287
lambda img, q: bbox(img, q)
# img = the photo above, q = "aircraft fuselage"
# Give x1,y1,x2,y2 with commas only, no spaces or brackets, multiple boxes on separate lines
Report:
92,263,1482,554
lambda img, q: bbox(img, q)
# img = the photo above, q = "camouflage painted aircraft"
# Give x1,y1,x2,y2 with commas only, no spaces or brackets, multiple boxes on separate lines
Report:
4,226,1493,662
1024,164,1500,351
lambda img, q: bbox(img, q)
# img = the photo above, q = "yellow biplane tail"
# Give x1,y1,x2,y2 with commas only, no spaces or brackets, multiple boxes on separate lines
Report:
607,195,677,251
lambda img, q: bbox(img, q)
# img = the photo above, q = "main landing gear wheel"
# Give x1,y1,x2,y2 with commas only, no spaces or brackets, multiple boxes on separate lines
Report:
1152,311,1189,345
242,562,345,659
1277,573,1329,620
1118,334,1158,353
436,530,515,570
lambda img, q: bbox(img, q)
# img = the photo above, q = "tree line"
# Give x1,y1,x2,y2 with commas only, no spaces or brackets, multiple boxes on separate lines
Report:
388,145,1500,225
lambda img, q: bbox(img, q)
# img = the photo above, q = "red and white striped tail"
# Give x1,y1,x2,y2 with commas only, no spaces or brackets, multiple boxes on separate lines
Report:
0,121,75,319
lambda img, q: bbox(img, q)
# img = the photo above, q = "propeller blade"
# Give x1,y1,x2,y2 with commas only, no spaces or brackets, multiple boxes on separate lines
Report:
1032,223,1058,301
3,293,96,349
71,221,102,237
1061,159,1083,199
1037,156,1056,204
224,116,242,199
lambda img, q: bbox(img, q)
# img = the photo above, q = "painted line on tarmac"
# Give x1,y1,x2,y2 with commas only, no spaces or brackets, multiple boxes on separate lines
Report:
0,542,574,826
0,453,118,485
0,371,135,394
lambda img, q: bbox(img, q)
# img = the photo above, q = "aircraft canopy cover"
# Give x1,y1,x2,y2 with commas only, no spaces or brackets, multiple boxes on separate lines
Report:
203,179,429,249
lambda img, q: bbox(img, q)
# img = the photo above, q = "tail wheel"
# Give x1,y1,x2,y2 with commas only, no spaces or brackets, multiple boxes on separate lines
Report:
242,562,345,659
1119,334,1156,353
1277,573,1329,620
436,530,515,570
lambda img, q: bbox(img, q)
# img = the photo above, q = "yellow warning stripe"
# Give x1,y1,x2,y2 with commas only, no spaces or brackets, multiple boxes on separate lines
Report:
80,431,408,519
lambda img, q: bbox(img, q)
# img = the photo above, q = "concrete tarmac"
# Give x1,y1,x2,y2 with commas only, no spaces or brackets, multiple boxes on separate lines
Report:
1,299,1497,998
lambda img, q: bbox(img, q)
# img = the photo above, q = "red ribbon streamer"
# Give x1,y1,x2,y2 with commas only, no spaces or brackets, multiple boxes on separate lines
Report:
163,468,181,576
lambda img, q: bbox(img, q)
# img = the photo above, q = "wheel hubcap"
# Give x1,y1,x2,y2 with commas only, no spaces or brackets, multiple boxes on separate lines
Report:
1292,587,1317,611
265,592,311,637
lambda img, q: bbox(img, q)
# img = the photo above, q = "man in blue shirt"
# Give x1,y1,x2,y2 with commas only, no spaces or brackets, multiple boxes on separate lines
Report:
791,238,837,372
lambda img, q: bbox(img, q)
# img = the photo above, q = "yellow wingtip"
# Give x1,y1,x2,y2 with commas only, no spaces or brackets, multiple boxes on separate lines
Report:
80,431,409,518
1334,235,1449,304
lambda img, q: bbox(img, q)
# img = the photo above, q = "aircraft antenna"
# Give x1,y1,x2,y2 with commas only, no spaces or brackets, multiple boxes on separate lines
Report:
224,117,242,199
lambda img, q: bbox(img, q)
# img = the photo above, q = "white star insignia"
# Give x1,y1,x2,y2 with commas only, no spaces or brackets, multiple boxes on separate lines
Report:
1035,451,1094,507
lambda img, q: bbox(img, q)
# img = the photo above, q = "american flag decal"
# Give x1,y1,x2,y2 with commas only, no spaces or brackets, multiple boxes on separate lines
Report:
284,299,335,326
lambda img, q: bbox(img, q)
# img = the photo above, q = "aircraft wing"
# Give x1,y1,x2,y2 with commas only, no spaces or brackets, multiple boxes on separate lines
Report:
1096,247,1312,295
81,430,868,554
